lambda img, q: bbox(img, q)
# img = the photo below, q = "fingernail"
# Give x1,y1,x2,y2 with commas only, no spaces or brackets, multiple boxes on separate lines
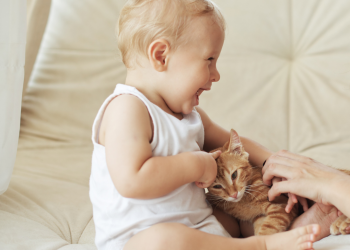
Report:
263,160,266,166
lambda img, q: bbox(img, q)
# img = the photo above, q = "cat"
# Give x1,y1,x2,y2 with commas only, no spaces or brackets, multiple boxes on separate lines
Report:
206,129,298,235
206,129,350,236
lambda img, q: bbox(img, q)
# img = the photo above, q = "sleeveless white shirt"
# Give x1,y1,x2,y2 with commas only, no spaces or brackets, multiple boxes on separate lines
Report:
89,84,222,250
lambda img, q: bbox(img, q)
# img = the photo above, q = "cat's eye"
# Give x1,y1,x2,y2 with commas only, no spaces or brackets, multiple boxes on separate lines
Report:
213,185,222,189
231,171,238,180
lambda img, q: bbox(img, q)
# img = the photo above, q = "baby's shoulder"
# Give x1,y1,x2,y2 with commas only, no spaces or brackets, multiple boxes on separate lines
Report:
98,94,152,146
106,94,146,114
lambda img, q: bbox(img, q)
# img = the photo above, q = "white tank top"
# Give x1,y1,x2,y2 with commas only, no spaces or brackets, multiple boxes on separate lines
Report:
89,84,213,249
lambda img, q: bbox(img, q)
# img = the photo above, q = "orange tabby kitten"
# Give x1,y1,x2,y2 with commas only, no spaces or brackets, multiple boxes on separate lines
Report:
207,129,350,236
206,129,298,235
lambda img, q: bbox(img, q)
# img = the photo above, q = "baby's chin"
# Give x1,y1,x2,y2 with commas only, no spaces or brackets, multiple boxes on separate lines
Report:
180,104,197,115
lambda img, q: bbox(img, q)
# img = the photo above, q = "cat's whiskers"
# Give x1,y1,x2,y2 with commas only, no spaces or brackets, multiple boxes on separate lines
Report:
244,190,259,201
245,183,268,188
209,200,221,208
246,183,266,187
206,194,224,201
223,200,230,211
245,188,266,196
206,194,226,208
207,198,223,205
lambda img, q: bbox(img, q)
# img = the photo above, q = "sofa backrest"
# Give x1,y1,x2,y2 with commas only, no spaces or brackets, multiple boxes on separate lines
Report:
22,0,350,169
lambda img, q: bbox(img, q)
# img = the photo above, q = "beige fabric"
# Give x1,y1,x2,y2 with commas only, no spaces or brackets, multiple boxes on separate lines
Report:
202,0,350,171
0,0,349,249
0,0,26,195
23,0,52,100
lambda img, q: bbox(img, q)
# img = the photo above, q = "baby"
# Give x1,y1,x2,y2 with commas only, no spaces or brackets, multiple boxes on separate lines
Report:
89,0,320,249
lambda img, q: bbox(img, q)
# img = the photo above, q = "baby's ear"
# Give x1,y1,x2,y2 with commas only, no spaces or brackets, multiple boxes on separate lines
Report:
228,129,243,155
148,39,170,72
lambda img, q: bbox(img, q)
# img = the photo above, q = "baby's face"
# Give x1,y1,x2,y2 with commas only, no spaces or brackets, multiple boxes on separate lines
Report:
161,15,225,115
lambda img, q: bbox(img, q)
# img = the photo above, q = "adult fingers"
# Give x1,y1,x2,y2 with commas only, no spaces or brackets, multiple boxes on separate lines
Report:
262,163,296,186
262,154,295,175
268,180,297,202
272,177,282,185
275,150,313,164
298,196,309,212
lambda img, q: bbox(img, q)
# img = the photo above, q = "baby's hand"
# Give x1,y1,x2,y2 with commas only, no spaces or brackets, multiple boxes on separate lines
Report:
195,150,221,189
285,192,309,213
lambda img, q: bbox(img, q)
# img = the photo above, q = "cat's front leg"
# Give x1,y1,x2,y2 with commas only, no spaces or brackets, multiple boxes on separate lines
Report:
252,216,266,234
330,215,350,235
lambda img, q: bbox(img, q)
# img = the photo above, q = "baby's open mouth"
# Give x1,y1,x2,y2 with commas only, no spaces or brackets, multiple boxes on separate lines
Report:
196,89,204,96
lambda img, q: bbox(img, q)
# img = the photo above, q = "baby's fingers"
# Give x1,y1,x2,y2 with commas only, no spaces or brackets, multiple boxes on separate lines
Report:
210,150,222,159
298,196,309,212
285,193,296,213
268,180,294,202
289,192,298,203
195,181,206,189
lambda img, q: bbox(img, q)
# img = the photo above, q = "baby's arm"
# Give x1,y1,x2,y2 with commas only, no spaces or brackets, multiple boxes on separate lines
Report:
102,95,216,199
196,107,272,166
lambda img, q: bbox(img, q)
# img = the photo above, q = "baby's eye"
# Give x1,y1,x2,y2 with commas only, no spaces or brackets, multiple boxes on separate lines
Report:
208,57,214,61
231,171,238,180
213,185,222,189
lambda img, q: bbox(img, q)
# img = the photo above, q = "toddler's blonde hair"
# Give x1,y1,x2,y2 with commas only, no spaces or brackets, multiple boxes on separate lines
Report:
117,0,225,68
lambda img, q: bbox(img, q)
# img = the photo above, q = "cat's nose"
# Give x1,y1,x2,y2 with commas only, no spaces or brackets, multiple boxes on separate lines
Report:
230,192,238,199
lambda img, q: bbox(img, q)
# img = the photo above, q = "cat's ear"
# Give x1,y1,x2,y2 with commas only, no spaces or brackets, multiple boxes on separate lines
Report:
228,129,243,155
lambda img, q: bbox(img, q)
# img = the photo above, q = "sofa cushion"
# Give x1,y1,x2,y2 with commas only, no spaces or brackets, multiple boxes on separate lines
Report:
0,146,96,249
20,0,127,149
203,0,350,170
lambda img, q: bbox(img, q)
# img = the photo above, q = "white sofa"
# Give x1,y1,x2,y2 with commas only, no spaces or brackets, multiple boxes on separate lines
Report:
1,0,350,249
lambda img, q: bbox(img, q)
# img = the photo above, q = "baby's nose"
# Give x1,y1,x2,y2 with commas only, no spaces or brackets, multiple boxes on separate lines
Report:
230,192,238,198
211,68,220,82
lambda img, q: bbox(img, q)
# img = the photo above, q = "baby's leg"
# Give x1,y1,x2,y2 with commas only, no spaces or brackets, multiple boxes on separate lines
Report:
240,219,260,237
266,224,320,250
123,222,320,250
212,207,240,237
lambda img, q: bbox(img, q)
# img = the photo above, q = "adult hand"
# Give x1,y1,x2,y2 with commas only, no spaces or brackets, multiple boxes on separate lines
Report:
262,150,343,206
195,150,221,188
268,175,308,213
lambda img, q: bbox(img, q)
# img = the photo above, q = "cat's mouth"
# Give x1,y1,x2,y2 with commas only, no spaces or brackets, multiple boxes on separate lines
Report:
227,188,245,202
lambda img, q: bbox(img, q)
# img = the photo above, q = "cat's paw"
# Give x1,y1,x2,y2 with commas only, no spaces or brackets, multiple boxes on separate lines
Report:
330,215,350,235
